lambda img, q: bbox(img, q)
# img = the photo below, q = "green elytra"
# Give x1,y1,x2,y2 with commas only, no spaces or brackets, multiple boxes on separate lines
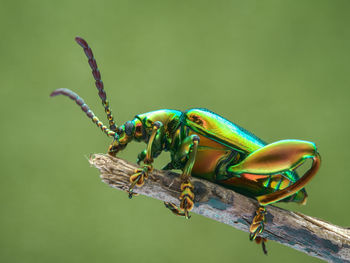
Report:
51,37,321,254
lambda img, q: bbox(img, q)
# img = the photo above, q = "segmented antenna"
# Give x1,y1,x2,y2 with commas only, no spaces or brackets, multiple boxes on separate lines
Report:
74,37,117,132
50,88,116,138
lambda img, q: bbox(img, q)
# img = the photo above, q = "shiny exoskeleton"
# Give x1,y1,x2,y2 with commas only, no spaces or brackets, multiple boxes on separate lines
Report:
51,37,321,254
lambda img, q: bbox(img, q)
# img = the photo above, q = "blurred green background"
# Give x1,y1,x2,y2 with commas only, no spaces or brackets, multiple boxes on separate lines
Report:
1,0,349,262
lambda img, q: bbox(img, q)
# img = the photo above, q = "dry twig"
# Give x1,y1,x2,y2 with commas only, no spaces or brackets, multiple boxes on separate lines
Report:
90,154,350,262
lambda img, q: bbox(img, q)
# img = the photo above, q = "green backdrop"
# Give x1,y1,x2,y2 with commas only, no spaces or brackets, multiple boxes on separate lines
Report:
1,0,349,262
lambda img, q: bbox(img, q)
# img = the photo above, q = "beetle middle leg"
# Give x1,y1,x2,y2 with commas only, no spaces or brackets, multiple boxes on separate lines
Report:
128,121,163,198
164,135,200,219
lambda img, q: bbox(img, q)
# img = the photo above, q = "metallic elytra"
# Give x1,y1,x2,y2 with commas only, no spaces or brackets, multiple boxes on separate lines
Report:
51,37,321,255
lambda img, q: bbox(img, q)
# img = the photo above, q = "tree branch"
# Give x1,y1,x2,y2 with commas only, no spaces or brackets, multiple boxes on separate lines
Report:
90,154,350,262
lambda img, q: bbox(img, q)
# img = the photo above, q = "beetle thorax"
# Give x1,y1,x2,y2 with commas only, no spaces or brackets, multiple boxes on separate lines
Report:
136,109,183,150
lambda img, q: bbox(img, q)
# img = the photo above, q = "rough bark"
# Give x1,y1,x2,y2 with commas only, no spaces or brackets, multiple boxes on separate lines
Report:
89,154,350,262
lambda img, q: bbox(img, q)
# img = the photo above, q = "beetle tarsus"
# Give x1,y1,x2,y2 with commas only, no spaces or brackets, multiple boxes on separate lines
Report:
184,207,191,219
249,206,267,254
254,236,268,255
262,239,267,255
164,176,196,219
164,201,191,219
179,181,194,218
164,202,186,216
166,135,199,219
128,166,151,195
128,190,135,199
127,122,161,198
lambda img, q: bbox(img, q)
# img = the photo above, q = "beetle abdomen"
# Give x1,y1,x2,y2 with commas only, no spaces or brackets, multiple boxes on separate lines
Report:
190,132,233,181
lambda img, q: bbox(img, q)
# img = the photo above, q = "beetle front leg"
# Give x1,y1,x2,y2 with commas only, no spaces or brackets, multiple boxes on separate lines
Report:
164,135,199,219
128,121,163,198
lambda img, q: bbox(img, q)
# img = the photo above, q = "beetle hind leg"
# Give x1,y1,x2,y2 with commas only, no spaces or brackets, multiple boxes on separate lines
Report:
249,206,268,255
228,139,321,205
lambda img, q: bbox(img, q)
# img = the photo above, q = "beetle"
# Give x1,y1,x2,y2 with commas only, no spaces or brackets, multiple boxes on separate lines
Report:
51,37,321,254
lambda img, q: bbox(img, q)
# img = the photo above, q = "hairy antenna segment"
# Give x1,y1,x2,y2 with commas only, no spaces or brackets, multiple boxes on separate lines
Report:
50,88,116,138
75,37,117,132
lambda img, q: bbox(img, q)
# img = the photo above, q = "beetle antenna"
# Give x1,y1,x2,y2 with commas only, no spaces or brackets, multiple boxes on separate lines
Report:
50,88,117,138
74,37,117,132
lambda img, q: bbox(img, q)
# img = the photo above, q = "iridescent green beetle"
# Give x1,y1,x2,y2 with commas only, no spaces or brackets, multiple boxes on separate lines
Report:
51,37,321,254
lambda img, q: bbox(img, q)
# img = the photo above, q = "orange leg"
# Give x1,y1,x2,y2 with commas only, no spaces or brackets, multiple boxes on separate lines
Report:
128,121,162,198
164,135,199,219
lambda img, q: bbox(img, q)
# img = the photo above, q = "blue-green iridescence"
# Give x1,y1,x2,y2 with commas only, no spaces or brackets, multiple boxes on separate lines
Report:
184,108,266,153
135,108,308,204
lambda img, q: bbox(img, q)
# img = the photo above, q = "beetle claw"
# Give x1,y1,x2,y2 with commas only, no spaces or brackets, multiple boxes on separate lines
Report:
164,202,186,217
254,237,268,255
128,190,138,199
128,165,153,198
